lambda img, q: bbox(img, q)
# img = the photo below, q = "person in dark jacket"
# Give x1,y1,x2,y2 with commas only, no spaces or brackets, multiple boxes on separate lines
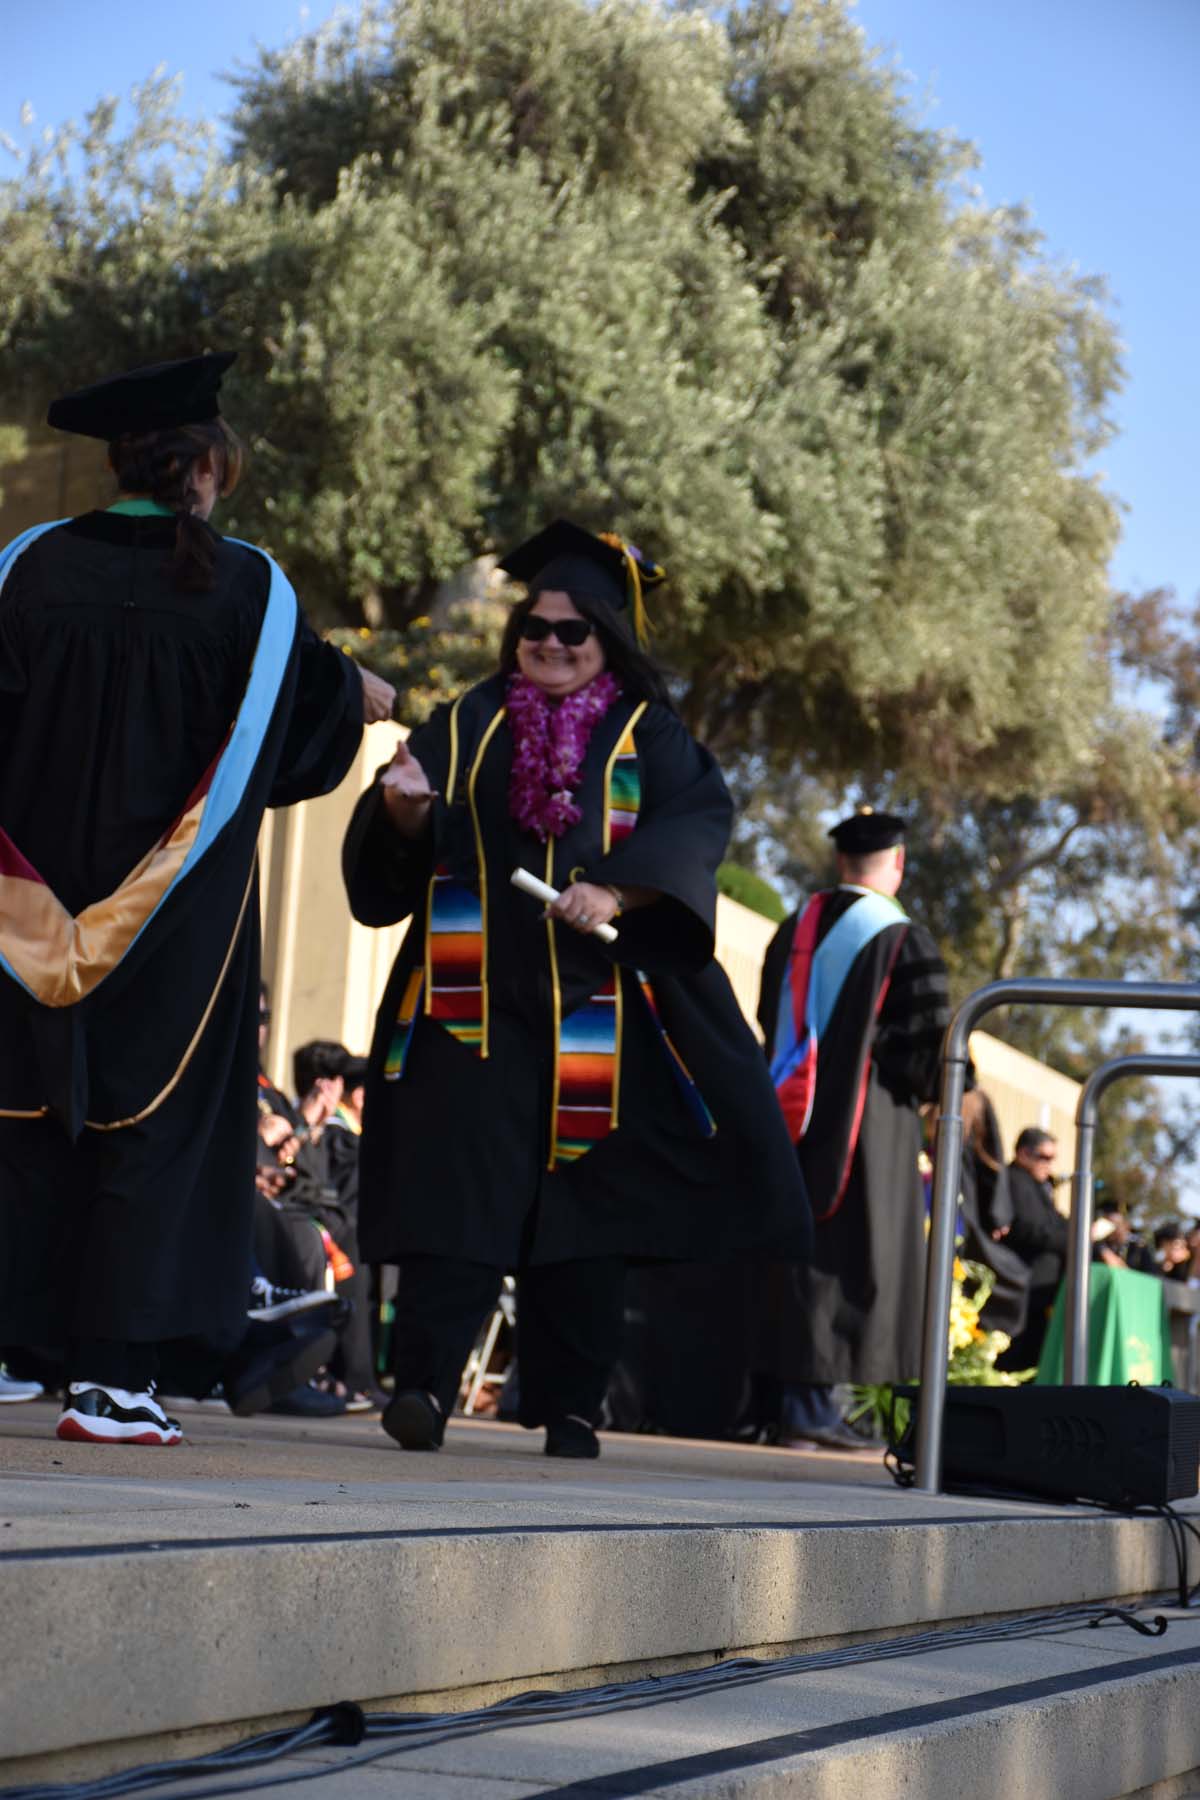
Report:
996,1127,1067,1370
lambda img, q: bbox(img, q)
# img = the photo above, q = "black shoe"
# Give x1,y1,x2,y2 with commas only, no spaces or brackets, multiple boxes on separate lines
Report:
382,1388,445,1450
545,1415,600,1459
225,1320,338,1417
268,1381,347,1417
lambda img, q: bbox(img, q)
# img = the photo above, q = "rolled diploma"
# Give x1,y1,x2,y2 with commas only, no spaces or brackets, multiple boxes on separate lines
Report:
510,868,618,944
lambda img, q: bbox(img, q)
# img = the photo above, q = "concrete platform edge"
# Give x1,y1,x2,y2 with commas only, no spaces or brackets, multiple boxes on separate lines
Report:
2,1510,1184,1764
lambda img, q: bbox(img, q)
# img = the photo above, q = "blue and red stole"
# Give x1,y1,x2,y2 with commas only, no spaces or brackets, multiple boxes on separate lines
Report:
770,887,907,1210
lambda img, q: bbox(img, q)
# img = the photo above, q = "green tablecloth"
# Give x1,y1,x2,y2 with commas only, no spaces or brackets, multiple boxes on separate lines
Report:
1036,1263,1172,1385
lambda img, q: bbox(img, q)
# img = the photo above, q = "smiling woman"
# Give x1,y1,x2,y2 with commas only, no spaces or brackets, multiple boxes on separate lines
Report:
342,518,813,1460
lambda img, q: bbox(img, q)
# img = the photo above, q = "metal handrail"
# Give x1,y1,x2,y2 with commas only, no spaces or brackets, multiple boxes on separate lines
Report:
915,977,1200,1493
1064,1053,1200,1382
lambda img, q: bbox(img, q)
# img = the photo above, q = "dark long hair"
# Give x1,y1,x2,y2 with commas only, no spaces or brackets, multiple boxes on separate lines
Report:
498,587,672,706
107,417,244,592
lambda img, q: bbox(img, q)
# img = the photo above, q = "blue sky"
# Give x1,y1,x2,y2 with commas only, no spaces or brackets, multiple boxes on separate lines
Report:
4,0,1197,605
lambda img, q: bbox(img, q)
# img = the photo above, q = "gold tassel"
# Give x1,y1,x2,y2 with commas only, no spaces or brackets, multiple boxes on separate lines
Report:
599,532,651,649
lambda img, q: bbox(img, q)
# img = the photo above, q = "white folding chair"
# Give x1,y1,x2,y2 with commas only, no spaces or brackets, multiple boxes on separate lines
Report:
458,1275,517,1415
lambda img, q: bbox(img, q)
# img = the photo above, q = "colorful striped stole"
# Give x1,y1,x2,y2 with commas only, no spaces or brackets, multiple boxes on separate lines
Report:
549,975,620,1164
604,721,641,847
384,967,424,1080
547,709,645,1168
426,865,486,1051
384,864,485,1076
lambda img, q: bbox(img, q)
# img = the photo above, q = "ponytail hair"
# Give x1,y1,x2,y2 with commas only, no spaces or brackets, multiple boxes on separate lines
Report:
107,417,244,592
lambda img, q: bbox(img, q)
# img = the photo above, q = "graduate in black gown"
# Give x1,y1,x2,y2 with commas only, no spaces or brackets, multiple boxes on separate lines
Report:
755,809,949,1447
342,521,811,1458
0,354,393,1443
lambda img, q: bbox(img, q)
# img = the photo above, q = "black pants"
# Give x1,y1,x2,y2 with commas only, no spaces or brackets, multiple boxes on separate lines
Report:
997,1280,1059,1372
254,1194,375,1394
66,1331,244,1395
254,1194,328,1291
391,1255,627,1427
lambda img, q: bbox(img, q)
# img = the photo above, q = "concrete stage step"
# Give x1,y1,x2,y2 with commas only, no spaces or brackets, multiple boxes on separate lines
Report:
2,1403,1199,1797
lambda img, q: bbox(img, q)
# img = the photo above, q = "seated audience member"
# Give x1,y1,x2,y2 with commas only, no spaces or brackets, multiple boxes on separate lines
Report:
290,1040,384,1411
255,1109,334,1293
252,1105,348,1416
325,1053,368,1203
1092,1202,1156,1273
1188,1223,1200,1287
1154,1221,1192,1281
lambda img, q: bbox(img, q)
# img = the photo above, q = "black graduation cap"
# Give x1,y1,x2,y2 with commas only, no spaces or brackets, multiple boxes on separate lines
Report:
497,518,664,647
46,352,237,441
828,807,907,855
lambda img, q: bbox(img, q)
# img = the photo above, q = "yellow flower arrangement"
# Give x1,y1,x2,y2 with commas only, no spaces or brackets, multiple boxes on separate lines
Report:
849,1250,1034,1442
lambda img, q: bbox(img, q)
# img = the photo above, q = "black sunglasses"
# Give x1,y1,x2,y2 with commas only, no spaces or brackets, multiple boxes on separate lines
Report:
518,614,594,648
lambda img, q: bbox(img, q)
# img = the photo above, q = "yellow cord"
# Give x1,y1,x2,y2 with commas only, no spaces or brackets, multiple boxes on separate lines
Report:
599,532,658,650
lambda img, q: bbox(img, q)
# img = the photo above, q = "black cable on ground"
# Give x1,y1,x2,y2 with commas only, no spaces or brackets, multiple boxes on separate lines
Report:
0,1599,1174,1800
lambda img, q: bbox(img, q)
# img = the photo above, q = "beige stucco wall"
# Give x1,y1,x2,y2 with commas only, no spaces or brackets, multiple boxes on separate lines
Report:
259,747,1080,1178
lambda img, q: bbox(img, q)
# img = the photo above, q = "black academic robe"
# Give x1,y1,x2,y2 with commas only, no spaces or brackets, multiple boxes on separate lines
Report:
957,1092,1030,1339
754,889,950,1386
0,511,362,1346
342,675,811,1269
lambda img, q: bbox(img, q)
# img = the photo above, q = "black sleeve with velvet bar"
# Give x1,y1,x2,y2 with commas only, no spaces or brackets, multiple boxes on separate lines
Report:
585,704,732,978
341,707,449,927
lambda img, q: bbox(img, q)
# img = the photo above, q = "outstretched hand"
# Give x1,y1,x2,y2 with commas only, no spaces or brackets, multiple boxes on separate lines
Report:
380,739,437,837
359,667,397,723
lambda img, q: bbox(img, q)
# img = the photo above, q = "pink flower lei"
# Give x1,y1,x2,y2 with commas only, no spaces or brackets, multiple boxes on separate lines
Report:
506,671,623,841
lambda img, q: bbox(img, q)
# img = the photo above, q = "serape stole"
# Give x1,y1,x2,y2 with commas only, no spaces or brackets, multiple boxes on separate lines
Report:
384,696,495,1079
384,967,424,1081
426,866,485,1050
604,721,641,848
547,709,644,1167
549,977,621,1165
383,869,486,1078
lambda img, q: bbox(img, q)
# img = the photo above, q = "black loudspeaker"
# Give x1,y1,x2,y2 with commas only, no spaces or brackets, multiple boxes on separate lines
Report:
894,1384,1200,1507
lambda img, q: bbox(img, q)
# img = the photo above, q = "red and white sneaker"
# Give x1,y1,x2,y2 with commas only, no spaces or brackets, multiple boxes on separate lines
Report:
56,1383,183,1445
